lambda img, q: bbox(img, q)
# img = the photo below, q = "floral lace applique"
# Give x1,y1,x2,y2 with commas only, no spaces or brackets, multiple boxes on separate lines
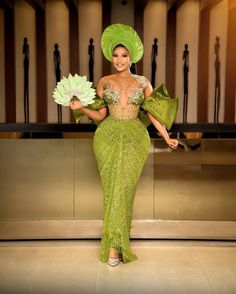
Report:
131,74,148,89
128,88,144,105
102,75,148,120
103,84,120,104
103,75,147,106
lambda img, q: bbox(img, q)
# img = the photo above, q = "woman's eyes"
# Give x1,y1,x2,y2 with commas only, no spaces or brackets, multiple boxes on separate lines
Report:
113,54,128,58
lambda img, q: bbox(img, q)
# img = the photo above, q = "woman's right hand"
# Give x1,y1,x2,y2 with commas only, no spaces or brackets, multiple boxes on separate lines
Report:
70,100,84,110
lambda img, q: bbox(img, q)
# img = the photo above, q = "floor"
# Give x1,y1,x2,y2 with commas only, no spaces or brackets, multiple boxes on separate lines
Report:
0,240,236,294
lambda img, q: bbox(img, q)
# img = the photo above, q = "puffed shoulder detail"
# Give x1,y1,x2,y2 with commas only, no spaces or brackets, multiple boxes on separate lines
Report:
140,84,179,130
73,95,107,124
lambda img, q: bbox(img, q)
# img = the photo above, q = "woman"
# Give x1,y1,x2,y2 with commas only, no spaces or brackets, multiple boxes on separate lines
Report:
70,24,178,267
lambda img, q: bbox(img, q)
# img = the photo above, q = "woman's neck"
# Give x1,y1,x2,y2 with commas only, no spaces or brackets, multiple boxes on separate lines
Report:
115,69,132,78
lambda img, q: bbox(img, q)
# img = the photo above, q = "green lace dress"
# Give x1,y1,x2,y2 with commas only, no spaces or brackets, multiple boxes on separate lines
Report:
93,75,151,263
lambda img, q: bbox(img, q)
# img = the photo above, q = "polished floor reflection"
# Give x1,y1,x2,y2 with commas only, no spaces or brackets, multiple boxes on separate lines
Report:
0,240,236,294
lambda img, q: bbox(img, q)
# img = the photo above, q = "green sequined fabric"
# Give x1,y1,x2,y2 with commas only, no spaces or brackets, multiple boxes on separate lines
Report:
141,84,179,130
93,117,150,263
73,76,178,263
93,75,150,263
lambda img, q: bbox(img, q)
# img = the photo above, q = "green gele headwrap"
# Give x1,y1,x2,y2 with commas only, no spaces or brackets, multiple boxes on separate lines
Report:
101,23,144,63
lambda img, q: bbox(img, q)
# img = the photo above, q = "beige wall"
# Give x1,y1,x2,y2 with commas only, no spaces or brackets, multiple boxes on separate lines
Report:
0,8,5,123
143,0,167,86
229,0,236,9
208,0,228,122
111,0,134,26
175,0,200,123
78,0,102,85
15,0,36,123
46,0,70,123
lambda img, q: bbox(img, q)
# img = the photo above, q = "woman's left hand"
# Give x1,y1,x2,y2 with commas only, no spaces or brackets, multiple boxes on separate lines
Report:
165,138,178,150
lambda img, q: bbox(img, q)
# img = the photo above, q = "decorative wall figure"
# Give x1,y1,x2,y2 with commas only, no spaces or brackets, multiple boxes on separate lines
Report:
23,37,29,123
151,38,158,88
88,38,94,83
54,43,62,123
183,43,189,123
214,36,221,123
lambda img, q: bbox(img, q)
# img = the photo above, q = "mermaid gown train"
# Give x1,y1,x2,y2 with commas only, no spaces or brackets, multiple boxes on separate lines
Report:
93,75,151,263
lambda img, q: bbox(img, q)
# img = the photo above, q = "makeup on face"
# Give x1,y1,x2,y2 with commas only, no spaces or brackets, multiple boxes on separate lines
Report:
112,46,131,72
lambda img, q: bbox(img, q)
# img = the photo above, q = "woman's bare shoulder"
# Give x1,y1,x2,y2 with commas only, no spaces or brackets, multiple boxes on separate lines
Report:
98,75,116,87
97,75,115,97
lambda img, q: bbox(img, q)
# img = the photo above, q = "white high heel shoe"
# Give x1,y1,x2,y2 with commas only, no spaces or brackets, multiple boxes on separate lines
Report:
108,257,120,267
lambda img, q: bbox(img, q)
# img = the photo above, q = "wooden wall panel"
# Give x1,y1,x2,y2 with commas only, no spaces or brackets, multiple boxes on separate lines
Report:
4,6,16,122
197,8,210,122
66,3,79,75
36,7,47,122
166,8,176,98
102,0,111,76
67,3,79,122
134,0,148,75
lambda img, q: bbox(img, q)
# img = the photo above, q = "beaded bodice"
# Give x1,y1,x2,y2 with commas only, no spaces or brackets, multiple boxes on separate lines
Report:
102,74,147,120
